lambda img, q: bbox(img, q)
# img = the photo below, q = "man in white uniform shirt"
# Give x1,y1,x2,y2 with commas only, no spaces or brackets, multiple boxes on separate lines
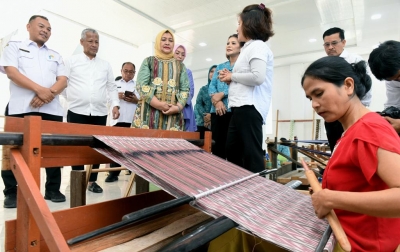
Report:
0,15,67,208
65,28,120,193
106,62,139,182
322,27,372,152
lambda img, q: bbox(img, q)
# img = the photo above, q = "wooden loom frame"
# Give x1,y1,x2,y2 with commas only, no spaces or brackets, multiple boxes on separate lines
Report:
3,116,212,252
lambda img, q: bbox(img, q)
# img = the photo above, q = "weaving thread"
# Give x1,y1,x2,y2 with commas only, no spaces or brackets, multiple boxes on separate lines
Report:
93,135,334,252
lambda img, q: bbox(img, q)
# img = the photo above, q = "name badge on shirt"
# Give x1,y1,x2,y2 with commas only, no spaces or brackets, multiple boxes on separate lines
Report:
19,48,30,53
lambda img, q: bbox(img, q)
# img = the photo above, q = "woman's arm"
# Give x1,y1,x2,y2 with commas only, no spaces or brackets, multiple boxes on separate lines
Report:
312,148,400,218
137,57,156,104
220,59,267,86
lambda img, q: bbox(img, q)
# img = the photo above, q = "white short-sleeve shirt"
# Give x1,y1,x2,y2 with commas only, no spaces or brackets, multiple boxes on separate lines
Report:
228,40,274,123
110,79,139,125
0,39,66,115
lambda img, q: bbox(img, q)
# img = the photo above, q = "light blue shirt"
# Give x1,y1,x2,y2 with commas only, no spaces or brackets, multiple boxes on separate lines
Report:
208,61,234,113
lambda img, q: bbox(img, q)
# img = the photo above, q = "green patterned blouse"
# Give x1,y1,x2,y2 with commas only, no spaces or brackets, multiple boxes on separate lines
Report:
132,56,189,131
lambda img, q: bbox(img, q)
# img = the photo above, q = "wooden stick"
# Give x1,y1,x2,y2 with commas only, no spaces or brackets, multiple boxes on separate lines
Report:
275,109,279,137
300,158,351,252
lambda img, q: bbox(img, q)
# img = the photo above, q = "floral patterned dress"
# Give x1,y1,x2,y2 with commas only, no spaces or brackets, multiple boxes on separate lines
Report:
132,56,189,131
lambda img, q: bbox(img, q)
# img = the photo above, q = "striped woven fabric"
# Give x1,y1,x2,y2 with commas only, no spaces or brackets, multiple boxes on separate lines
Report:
94,135,334,252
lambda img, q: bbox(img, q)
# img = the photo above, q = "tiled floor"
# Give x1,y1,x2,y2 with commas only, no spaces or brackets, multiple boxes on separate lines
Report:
0,165,135,251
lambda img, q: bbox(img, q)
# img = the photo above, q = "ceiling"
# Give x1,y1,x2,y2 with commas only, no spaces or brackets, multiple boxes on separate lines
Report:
0,0,399,75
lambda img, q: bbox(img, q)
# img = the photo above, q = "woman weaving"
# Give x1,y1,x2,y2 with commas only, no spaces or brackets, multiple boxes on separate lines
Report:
132,30,189,130
302,56,400,251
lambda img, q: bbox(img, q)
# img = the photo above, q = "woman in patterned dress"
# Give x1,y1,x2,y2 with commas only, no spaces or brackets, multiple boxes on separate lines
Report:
132,30,189,131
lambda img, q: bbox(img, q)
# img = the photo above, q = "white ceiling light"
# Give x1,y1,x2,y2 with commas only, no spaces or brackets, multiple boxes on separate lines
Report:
206,58,212,61
371,14,381,20
309,38,317,43
199,42,207,47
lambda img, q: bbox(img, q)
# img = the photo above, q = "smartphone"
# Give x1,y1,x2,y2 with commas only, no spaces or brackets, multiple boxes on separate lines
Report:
125,91,134,97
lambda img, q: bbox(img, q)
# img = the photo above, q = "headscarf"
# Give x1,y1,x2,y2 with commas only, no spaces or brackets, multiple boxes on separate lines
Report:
173,44,187,61
154,29,175,60
208,65,217,85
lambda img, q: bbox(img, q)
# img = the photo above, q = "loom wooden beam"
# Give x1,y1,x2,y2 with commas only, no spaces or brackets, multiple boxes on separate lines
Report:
3,115,212,251
19,116,69,251
11,149,69,251
277,119,314,122
70,171,87,208
5,190,176,251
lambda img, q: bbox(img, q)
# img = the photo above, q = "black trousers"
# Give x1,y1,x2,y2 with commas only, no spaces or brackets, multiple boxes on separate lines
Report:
324,120,344,152
2,105,62,195
211,112,232,159
196,126,210,139
109,122,131,176
226,106,264,173
67,110,107,182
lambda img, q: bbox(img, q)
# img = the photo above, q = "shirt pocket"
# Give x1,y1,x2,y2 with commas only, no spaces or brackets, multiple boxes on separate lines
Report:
47,53,58,74
18,51,34,68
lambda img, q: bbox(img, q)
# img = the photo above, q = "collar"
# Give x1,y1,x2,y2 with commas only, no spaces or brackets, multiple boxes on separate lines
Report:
24,39,48,49
120,79,134,84
82,53,97,61
241,39,255,51
339,48,348,58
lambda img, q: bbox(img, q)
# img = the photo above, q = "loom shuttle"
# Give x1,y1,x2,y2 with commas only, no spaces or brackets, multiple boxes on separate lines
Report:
300,158,351,252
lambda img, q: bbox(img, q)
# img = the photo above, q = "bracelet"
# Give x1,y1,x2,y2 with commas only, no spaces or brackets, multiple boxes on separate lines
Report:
176,104,182,112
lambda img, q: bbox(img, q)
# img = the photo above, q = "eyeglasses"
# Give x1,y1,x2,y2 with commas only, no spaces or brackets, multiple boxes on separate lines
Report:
323,40,342,48
123,70,135,74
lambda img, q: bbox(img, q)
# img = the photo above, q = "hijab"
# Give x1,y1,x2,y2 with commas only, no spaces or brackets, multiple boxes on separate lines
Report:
208,65,217,85
173,44,187,62
154,29,175,60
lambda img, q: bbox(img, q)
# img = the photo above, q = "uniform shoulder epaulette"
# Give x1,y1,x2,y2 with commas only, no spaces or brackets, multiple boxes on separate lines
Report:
4,40,21,48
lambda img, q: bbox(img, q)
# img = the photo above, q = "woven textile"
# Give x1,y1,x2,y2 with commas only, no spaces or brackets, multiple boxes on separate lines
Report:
94,135,333,252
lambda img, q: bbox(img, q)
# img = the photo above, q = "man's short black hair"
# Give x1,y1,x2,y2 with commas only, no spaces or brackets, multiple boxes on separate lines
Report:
368,40,400,80
29,15,48,23
322,27,345,40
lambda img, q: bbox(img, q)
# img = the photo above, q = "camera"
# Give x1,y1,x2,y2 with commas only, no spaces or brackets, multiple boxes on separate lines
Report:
378,106,400,119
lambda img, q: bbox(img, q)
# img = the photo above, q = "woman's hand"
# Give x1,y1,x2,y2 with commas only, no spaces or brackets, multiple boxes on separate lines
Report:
219,69,232,84
215,101,227,116
311,188,332,219
211,92,224,104
162,104,179,115
204,113,211,127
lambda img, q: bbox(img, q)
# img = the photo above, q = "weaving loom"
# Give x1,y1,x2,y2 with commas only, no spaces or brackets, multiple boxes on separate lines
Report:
2,116,211,251
3,116,335,251
93,135,334,252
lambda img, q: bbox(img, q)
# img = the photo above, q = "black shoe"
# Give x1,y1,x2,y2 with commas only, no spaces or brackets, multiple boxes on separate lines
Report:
44,191,66,202
4,193,17,208
105,175,118,183
88,182,103,193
